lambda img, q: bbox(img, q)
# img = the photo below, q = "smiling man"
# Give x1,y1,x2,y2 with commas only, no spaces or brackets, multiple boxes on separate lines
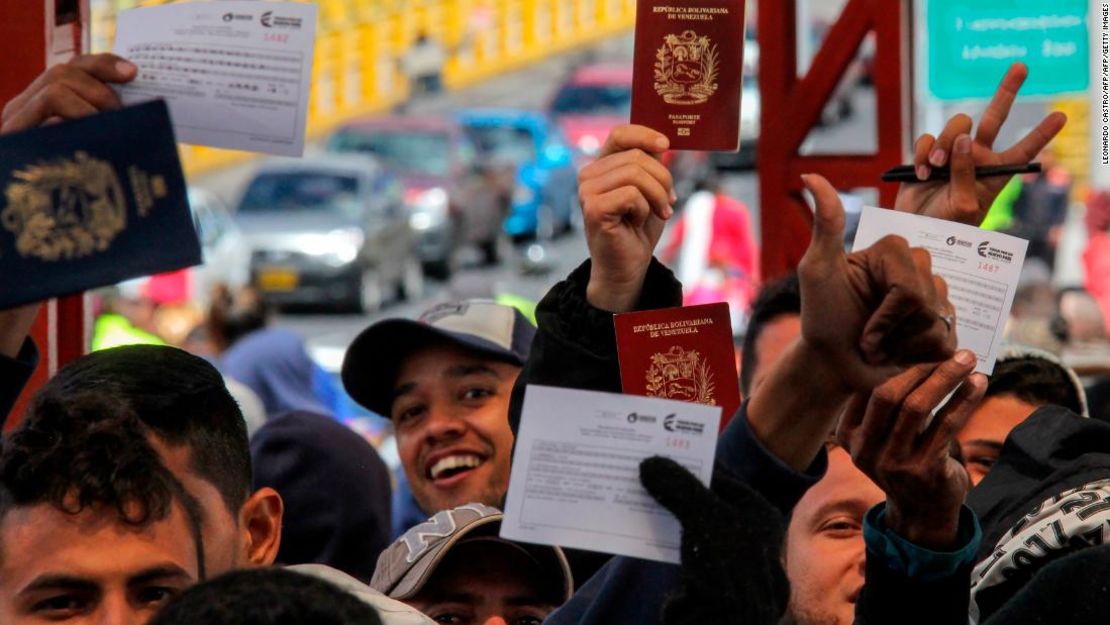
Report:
342,301,534,515
0,393,205,625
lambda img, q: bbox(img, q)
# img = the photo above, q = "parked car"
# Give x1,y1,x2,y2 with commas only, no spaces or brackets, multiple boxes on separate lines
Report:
457,109,579,241
549,63,712,200
234,156,421,313
327,116,507,278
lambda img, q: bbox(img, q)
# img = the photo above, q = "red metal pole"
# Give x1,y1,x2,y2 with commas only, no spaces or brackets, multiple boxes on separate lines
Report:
757,0,912,280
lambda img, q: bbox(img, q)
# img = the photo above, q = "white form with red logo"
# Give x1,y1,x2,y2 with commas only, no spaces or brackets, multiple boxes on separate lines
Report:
501,385,720,565
852,206,1029,375
113,1,317,156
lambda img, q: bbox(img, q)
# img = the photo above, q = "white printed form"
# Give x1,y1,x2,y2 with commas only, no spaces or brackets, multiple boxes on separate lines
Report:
114,1,317,156
500,385,720,565
852,206,1028,375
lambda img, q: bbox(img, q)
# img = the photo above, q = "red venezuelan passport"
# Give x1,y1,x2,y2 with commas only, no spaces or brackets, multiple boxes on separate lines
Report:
630,0,746,151
615,302,740,429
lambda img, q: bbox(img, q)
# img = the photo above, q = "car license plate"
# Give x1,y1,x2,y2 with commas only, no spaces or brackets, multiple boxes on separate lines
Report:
257,267,299,292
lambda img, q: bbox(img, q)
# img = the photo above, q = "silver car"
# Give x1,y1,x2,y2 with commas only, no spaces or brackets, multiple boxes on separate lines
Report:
234,155,422,313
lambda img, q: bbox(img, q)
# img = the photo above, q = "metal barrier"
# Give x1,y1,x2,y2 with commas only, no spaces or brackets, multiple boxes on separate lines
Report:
90,0,636,176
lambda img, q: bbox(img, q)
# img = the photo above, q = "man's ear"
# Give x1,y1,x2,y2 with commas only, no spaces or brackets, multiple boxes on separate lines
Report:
239,487,283,566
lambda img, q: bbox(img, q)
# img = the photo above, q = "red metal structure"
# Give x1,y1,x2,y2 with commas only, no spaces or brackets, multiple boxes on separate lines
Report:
1,0,91,429
757,0,912,280
0,0,914,425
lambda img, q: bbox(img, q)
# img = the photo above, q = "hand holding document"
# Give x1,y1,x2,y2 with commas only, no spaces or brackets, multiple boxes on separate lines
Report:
851,207,1028,375
500,386,721,564
113,1,318,156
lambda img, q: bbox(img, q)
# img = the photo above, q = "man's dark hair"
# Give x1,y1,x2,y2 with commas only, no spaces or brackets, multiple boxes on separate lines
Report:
0,390,205,576
986,354,1085,415
740,274,801,395
148,568,383,625
30,345,251,514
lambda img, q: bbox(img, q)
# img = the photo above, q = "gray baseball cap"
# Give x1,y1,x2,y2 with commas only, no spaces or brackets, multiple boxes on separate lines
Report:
370,503,573,603
342,300,535,417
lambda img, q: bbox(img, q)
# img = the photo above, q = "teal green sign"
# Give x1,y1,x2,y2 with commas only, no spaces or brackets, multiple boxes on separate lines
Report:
928,0,1089,100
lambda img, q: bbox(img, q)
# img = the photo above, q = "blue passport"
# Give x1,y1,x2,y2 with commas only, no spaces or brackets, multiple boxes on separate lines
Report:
0,100,201,308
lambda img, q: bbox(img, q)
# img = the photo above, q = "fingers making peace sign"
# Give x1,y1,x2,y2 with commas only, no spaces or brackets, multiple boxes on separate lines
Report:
894,62,1068,226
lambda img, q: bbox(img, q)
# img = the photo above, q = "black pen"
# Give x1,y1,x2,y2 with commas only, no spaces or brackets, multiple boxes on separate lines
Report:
881,162,1041,183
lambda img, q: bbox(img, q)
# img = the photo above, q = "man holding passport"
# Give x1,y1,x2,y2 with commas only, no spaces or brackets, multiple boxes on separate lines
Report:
511,60,1064,623
509,123,955,623
0,40,1067,625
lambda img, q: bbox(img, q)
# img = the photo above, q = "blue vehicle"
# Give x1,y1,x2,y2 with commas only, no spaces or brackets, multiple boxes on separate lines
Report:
457,109,579,240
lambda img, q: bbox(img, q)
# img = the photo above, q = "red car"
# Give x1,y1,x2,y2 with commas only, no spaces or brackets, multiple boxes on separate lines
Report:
549,64,633,164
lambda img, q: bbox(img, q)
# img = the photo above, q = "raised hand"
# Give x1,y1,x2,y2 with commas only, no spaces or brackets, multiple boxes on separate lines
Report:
895,62,1067,226
745,175,957,471
799,174,957,392
579,124,676,312
1,53,137,134
837,355,987,548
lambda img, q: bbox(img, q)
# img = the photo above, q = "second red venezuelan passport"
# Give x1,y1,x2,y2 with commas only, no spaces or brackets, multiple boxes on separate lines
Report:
630,0,746,151
615,302,741,428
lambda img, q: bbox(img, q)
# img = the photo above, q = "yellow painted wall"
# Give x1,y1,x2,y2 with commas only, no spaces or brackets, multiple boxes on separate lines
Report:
90,0,636,176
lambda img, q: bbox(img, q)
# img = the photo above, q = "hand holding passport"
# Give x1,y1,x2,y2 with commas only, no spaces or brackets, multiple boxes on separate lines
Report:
615,302,741,430
0,101,201,309
630,0,746,151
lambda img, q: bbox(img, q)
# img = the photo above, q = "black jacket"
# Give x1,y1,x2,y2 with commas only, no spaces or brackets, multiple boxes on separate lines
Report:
967,406,1110,623
984,541,1110,625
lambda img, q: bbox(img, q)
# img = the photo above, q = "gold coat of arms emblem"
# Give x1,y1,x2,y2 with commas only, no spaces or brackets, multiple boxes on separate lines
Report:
653,30,720,105
1,152,127,261
644,346,717,405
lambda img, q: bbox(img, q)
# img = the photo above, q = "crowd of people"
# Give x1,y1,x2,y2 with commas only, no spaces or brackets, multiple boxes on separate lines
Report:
3,50,1107,625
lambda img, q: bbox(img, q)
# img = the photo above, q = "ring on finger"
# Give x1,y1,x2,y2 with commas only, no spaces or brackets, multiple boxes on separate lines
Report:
939,313,955,333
